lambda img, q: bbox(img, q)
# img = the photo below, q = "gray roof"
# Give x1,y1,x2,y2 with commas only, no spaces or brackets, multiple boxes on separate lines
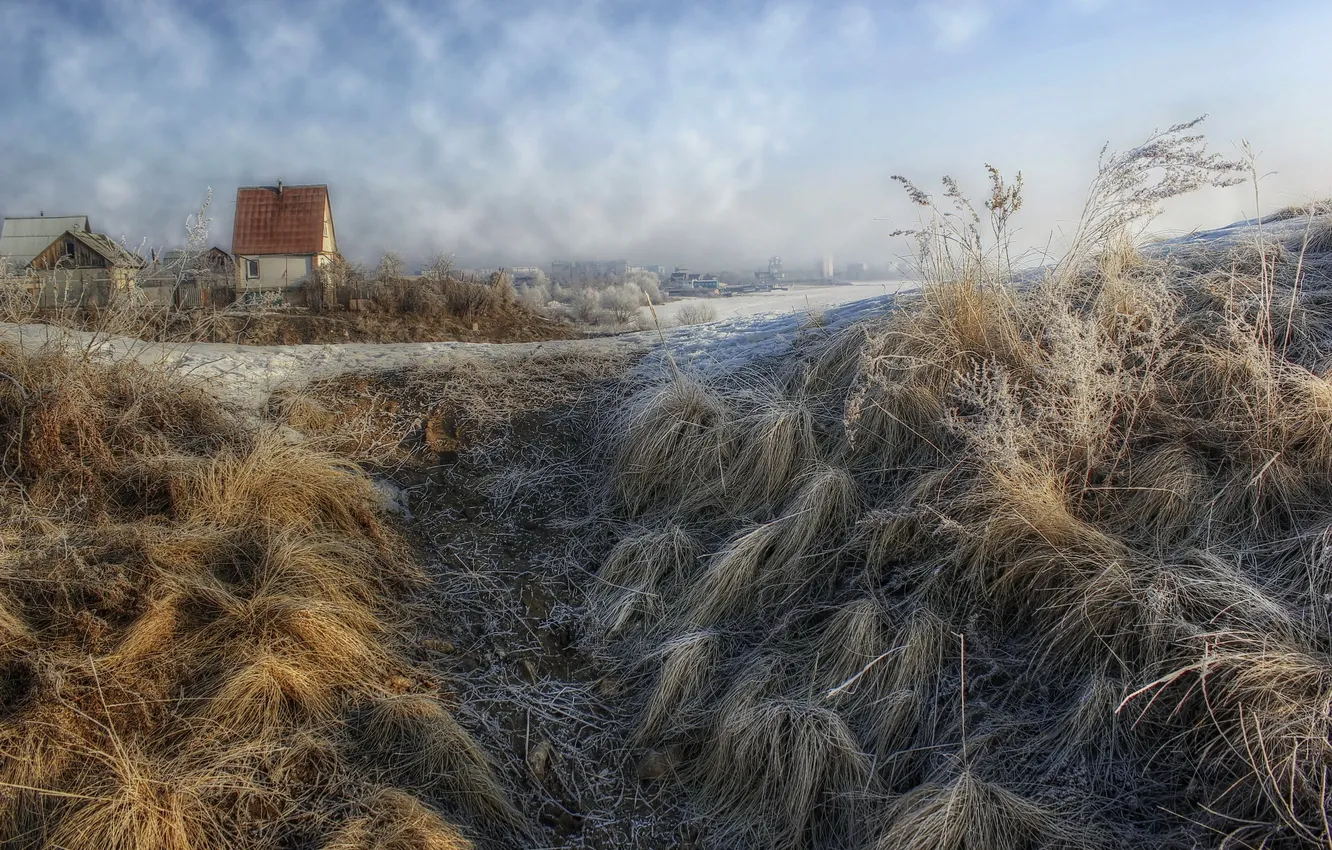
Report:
159,246,232,264
63,229,144,269
0,216,90,267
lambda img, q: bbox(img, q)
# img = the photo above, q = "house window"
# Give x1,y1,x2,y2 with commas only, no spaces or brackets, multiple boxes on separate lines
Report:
245,258,260,280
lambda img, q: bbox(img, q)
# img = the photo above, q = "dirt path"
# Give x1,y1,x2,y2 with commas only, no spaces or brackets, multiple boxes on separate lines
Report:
385,406,703,849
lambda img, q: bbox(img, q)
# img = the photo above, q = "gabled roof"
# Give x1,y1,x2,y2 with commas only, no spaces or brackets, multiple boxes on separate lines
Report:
0,215,90,267
32,229,145,270
231,185,330,256
159,246,233,265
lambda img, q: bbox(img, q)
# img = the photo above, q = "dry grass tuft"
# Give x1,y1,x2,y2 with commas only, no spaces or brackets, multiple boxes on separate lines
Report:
699,660,870,850
612,376,733,515
349,693,522,829
593,523,702,636
877,770,1095,850
0,342,514,846
47,747,240,850
636,629,723,745
325,788,474,850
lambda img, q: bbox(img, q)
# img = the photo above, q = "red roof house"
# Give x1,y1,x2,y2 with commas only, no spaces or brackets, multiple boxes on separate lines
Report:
231,183,338,291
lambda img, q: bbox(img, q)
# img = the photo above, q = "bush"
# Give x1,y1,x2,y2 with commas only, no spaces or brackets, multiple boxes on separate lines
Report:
674,302,717,325
603,283,645,324
360,257,521,321
571,288,601,323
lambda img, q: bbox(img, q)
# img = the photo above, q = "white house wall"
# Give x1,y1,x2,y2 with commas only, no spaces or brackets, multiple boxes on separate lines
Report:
321,198,336,254
238,255,312,290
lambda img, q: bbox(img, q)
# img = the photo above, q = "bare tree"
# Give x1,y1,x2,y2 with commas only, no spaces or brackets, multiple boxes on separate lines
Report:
376,252,406,282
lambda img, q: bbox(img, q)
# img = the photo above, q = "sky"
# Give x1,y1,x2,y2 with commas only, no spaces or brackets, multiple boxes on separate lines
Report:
1,0,1330,271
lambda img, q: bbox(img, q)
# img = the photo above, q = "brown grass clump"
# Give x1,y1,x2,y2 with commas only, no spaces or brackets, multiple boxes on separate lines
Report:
1268,199,1332,222
592,523,702,637
635,629,723,745
349,693,522,829
591,130,1332,848
0,343,516,846
698,659,870,849
325,788,474,850
612,376,733,515
46,747,239,850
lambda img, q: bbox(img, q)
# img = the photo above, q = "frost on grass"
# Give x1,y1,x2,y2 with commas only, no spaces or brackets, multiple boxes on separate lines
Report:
587,119,1332,849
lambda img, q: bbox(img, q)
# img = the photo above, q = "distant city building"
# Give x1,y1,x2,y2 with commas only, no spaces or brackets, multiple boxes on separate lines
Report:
818,254,834,279
768,256,784,280
844,261,868,280
666,267,707,293
549,259,629,283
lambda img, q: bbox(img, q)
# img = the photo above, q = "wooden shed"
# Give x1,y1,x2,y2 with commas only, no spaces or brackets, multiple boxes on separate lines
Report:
27,229,146,307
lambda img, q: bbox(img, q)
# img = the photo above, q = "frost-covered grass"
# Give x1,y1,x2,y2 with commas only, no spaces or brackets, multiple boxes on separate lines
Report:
587,120,1332,849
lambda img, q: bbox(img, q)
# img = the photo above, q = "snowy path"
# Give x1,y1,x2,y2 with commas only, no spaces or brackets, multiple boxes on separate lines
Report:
0,325,649,410
647,280,915,325
0,288,911,410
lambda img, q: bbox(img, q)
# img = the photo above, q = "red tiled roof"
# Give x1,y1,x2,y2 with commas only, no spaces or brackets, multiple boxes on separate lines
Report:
231,185,330,255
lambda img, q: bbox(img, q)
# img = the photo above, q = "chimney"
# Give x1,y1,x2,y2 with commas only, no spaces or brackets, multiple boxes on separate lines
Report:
277,179,284,196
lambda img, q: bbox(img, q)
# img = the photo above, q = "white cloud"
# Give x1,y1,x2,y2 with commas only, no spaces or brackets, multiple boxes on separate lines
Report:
922,3,991,49
836,4,878,52
2,0,1331,270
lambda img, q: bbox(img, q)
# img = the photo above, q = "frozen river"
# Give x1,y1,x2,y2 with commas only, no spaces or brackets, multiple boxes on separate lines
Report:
644,280,917,325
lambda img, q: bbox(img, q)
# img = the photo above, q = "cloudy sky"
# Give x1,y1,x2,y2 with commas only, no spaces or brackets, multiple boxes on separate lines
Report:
1,0,1329,270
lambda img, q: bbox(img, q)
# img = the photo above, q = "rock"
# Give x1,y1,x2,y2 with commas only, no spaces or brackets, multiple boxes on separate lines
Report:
372,479,412,518
538,801,583,836
528,739,554,783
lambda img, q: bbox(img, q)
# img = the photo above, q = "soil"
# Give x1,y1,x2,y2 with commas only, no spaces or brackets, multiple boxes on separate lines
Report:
375,404,706,849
